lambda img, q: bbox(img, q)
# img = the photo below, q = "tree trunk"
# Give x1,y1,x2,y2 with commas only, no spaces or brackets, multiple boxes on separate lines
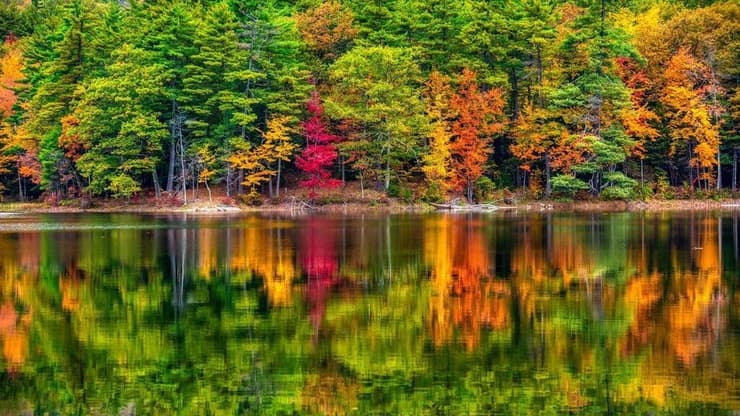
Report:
238,169,244,195
205,181,212,205
545,151,552,198
167,99,177,193
509,69,519,121
360,173,364,199
166,138,175,192
192,166,197,201
688,143,694,188
384,159,390,192
276,158,282,197
226,165,231,197
733,147,737,191
340,154,345,187
17,168,23,202
153,170,161,199
717,144,722,190
536,46,544,107
179,132,187,205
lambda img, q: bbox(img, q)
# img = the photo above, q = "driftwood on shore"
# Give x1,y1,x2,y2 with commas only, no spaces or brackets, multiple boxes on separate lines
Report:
289,197,318,211
430,199,500,212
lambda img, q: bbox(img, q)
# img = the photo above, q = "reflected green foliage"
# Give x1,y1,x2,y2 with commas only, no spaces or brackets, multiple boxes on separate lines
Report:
0,212,738,414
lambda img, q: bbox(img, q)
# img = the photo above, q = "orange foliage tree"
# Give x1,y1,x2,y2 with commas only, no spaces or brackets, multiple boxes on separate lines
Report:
660,48,721,190
510,105,582,196
449,68,506,201
0,33,38,198
0,34,23,117
294,1,358,71
615,57,660,187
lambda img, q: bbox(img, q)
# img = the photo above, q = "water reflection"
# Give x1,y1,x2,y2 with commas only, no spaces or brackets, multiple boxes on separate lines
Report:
0,212,738,414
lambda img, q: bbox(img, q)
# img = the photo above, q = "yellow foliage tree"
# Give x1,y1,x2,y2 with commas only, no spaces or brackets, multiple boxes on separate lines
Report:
660,49,720,189
228,115,297,198
265,115,298,197
228,140,276,198
422,71,453,199
196,145,217,205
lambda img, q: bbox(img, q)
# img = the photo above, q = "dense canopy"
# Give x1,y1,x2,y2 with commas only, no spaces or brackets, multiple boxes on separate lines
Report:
0,0,738,202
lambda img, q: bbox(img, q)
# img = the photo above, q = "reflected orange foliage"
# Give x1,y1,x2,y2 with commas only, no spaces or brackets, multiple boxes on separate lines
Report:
197,226,219,279
666,218,723,365
425,216,509,350
59,264,83,312
229,218,298,307
620,270,662,357
0,302,29,371
616,216,725,367
549,219,592,286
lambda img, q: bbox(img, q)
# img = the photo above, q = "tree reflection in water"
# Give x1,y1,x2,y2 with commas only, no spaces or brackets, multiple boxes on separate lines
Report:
0,211,737,414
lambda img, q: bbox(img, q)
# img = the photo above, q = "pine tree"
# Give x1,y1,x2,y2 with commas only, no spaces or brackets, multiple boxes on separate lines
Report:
72,45,168,197
183,2,262,196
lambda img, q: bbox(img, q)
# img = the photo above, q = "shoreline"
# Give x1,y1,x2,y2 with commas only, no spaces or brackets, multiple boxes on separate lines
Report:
1,198,740,215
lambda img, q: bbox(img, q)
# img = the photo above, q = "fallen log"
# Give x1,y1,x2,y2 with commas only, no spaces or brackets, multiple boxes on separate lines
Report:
430,202,499,211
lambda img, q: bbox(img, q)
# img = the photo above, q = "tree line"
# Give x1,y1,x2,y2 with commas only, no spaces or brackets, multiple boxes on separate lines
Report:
0,0,738,203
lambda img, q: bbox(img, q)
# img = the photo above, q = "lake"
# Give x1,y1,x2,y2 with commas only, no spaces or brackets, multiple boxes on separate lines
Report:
0,211,738,415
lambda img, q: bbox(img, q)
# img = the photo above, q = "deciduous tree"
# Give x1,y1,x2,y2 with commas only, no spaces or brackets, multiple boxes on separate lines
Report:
296,90,341,196
449,68,506,201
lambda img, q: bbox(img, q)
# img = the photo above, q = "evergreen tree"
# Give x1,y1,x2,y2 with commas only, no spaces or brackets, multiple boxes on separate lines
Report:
183,2,262,196
72,45,168,197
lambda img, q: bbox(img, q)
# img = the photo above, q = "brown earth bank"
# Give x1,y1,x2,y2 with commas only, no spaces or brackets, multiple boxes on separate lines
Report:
1,182,739,214
2,198,740,215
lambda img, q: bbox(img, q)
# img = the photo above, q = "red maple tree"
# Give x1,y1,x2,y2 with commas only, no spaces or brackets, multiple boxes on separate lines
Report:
296,90,342,196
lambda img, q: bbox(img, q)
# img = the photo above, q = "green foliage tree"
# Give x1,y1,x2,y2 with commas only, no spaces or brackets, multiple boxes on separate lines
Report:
547,0,637,196
328,45,426,192
72,45,168,196
182,2,262,196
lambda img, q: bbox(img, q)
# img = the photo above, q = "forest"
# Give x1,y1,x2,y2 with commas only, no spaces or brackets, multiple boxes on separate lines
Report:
0,0,738,204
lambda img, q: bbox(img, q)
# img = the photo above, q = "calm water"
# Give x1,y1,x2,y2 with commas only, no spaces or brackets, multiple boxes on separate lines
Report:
0,211,738,415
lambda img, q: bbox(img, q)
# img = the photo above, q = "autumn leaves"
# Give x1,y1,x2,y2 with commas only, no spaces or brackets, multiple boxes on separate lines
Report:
0,0,738,203
423,70,506,202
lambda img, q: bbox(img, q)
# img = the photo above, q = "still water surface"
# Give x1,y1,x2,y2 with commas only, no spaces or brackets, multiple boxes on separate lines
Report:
0,211,738,415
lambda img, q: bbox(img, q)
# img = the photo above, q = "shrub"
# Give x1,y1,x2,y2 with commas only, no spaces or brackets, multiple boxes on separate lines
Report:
108,174,140,199
399,187,413,203
655,170,674,200
551,175,589,197
387,181,414,203
155,192,183,207
239,194,262,206
600,172,637,200
421,183,445,203
474,176,496,202
387,182,401,198
219,196,237,206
